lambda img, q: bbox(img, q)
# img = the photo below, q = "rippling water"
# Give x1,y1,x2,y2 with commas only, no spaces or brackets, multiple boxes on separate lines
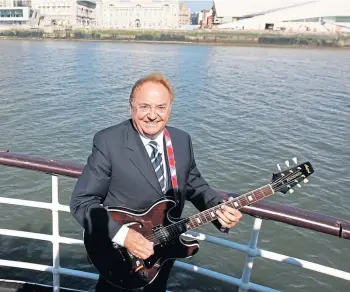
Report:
0,40,349,292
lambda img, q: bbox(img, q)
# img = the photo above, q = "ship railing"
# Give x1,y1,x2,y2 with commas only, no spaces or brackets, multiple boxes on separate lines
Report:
0,151,350,292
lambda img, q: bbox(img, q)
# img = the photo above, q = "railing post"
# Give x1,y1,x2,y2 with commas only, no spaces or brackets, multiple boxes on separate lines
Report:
52,175,60,292
239,217,263,292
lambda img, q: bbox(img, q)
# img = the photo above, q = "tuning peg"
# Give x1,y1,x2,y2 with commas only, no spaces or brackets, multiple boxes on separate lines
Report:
292,157,298,164
277,163,282,171
303,178,309,183
289,189,294,194
285,160,290,168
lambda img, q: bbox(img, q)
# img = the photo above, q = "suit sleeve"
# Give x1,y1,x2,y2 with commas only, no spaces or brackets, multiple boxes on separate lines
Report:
70,132,122,240
185,135,229,233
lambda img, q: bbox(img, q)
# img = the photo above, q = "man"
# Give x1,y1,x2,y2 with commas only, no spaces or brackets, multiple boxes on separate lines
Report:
70,73,242,291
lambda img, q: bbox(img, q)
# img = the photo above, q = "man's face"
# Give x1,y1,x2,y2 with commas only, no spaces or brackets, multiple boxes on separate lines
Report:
130,82,172,139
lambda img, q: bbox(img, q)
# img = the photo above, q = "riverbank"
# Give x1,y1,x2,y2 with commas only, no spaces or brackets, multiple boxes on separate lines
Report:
1,28,350,48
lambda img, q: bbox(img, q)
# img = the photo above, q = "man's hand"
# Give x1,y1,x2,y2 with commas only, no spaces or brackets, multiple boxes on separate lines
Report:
216,200,242,229
124,229,154,259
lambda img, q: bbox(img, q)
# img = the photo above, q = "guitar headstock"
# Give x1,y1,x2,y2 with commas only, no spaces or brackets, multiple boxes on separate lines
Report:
271,157,314,194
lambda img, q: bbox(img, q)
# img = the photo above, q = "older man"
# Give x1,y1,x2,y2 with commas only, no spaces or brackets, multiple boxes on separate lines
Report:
70,73,242,291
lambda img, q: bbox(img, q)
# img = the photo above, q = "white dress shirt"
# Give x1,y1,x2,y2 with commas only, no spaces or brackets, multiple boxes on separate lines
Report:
112,131,167,246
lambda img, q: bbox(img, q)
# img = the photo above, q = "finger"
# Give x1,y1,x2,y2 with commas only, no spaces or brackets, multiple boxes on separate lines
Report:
141,246,154,257
222,206,242,219
135,244,154,257
129,250,141,259
217,217,229,228
225,209,240,222
230,208,242,220
139,239,154,253
221,205,238,214
137,249,153,259
216,209,231,225
130,248,148,260
138,252,149,260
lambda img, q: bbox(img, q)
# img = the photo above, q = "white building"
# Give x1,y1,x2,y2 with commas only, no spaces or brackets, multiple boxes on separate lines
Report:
95,0,179,29
30,0,96,27
214,0,350,33
0,0,40,26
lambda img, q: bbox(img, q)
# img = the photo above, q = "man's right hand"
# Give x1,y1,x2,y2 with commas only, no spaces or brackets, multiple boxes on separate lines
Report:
124,228,154,260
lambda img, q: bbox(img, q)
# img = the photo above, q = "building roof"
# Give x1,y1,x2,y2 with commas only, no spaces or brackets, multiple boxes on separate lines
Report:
214,0,350,18
217,0,350,28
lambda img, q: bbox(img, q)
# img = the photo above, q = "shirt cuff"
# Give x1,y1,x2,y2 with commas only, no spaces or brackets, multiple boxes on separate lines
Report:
112,225,129,247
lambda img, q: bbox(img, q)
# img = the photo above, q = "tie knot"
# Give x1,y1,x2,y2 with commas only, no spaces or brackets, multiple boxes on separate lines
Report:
149,141,158,150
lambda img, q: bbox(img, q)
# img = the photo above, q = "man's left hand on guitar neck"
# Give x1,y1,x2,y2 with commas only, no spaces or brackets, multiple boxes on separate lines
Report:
216,202,242,229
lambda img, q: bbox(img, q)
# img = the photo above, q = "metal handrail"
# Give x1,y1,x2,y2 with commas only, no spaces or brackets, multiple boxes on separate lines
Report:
1,151,349,240
1,151,350,292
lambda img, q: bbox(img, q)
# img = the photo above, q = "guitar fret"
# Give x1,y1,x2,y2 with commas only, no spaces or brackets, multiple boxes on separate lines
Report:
239,197,249,206
159,184,275,244
254,188,264,200
198,214,204,223
202,212,210,223
190,217,199,228
252,190,261,200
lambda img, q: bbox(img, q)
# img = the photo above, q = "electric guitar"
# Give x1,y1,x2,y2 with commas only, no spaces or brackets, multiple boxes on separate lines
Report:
84,159,314,289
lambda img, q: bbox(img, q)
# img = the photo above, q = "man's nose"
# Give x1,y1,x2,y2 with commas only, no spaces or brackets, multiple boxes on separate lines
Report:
148,108,157,119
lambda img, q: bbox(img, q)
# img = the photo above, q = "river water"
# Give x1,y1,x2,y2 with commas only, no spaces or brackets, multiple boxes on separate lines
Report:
0,40,349,291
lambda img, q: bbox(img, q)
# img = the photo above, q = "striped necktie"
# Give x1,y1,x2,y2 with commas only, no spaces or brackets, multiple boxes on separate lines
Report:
149,141,166,193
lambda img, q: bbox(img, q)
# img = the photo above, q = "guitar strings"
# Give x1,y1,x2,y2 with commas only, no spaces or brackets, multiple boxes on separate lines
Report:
145,185,273,244
145,168,303,245
146,183,284,244
146,180,296,244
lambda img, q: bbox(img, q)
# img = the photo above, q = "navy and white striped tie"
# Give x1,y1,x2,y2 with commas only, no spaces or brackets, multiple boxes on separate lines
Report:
149,141,166,193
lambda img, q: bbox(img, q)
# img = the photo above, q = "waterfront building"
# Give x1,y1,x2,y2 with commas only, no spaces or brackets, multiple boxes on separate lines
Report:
178,2,190,27
94,0,179,29
0,0,40,26
214,0,350,33
190,12,199,25
30,0,96,27
200,8,212,29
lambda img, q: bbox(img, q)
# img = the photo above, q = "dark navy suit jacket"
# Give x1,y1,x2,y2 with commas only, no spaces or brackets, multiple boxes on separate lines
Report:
70,119,227,240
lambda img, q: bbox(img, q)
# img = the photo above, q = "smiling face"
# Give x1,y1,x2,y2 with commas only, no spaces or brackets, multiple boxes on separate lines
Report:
130,81,172,139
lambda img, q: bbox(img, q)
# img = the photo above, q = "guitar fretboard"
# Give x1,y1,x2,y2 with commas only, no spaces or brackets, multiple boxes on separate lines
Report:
153,184,274,244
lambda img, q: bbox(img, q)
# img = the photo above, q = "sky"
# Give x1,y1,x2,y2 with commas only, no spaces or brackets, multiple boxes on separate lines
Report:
149,0,213,13
184,1,213,12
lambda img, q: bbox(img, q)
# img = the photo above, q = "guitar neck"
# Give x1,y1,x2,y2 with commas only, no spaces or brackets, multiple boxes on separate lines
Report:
166,184,274,236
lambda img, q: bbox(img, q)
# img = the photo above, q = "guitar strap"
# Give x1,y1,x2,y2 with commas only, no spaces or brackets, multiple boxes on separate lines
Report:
164,128,179,203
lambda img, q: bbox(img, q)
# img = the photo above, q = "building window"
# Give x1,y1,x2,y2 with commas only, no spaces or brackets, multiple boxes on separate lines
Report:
0,9,24,18
304,17,319,22
335,16,350,22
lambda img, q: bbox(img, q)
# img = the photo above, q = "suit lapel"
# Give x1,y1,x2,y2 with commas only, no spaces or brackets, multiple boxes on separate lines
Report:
126,121,163,196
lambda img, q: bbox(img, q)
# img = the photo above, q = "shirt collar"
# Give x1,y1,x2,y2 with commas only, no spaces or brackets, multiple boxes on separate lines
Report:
139,131,164,154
